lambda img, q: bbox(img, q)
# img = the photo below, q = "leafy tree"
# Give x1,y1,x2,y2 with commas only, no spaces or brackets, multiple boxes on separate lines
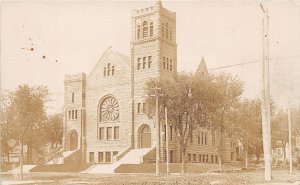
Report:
271,108,300,164
145,74,195,173
1,90,11,164
29,121,48,163
248,143,263,163
1,132,11,163
46,113,63,148
233,98,262,168
292,108,300,143
292,108,300,165
271,110,288,162
208,73,243,170
144,72,243,172
4,85,48,179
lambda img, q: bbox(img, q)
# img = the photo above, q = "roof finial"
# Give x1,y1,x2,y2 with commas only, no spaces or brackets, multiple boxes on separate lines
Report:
155,0,162,8
196,57,208,77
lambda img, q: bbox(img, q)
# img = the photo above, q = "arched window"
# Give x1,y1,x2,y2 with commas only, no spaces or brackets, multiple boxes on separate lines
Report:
137,25,141,40
104,63,115,77
112,66,115,76
166,23,169,39
99,96,119,122
137,58,141,70
107,63,111,76
162,23,164,37
170,27,172,41
143,57,146,69
148,56,152,68
170,59,173,71
143,21,148,38
150,22,153,37
166,58,169,70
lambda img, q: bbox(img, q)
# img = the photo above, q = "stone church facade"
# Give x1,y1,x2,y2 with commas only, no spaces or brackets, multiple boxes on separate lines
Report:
63,1,237,165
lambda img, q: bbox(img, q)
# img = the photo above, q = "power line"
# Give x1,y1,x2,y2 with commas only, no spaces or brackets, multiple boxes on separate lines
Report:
209,55,300,70
209,60,260,70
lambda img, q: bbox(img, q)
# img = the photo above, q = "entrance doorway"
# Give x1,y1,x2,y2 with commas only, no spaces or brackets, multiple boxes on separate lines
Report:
140,125,151,148
69,130,78,151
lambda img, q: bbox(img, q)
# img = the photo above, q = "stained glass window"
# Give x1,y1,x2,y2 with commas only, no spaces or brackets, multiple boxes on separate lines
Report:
100,96,119,121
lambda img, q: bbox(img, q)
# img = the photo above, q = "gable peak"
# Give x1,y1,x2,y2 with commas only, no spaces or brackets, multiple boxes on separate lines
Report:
196,57,208,77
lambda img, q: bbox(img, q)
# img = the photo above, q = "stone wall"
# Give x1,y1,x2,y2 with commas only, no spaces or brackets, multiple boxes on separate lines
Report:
85,48,132,163
64,73,86,156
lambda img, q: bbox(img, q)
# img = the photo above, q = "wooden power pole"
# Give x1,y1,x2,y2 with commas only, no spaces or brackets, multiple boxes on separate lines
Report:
165,107,170,175
260,3,272,181
288,99,293,175
152,84,162,176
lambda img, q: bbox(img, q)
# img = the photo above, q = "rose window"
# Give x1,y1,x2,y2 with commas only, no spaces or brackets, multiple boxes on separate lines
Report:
100,96,119,121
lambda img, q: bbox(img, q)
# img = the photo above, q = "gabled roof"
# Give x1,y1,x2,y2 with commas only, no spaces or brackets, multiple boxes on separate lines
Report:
195,57,208,76
115,51,130,66
88,47,130,78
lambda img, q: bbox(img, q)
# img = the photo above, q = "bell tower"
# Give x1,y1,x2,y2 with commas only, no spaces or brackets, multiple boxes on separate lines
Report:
130,0,177,79
130,1,177,149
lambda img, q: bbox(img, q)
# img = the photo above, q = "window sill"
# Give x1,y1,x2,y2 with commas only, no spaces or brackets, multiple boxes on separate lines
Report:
98,139,121,141
99,121,120,124
68,119,79,121
137,69,151,71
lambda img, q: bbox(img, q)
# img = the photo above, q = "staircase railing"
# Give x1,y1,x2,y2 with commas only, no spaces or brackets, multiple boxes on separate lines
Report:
46,148,64,164
63,148,81,164
142,146,156,164
113,146,132,162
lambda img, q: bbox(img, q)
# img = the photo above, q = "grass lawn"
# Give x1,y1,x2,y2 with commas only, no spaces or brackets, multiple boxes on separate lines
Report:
1,169,299,185
30,163,92,172
115,162,247,173
1,162,299,184
115,163,218,173
0,163,17,172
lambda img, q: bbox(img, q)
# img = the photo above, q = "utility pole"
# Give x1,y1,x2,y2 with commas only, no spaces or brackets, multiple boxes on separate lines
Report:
0,120,2,177
165,107,169,175
260,3,272,181
152,84,162,176
288,98,292,175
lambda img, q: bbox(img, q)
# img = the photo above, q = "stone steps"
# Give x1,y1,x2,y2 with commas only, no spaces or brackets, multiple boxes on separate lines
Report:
84,148,152,174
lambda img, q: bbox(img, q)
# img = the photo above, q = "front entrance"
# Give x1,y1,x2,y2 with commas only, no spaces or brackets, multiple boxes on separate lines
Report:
69,130,78,151
140,125,151,148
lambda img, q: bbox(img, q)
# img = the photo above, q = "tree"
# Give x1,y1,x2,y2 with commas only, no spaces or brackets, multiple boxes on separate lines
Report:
29,121,48,163
233,98,262,168
144,72,242,173
271,110,288,163
1,90,11,164
248,143,263,163
292,108,300,144
292,108,300,167
145,74,195,173
1,134,11,163
271,108,300,165
46,113,63,148
4,85,48,179
209,73,243,170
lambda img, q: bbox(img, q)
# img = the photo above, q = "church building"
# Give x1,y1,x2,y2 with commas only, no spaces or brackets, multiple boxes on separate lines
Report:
63,1,237,167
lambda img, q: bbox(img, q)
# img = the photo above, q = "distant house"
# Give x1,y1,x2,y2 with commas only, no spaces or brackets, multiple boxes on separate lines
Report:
272,140,299,165
3,139,61,164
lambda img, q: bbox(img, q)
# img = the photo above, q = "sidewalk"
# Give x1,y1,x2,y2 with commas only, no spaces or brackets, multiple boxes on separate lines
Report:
0,180,55,185
1,180,35,185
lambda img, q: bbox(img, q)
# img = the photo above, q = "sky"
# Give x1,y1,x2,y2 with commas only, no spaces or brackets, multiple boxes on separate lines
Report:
1,0,300,114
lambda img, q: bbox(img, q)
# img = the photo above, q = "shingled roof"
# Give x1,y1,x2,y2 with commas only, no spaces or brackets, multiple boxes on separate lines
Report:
195,57,208,77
